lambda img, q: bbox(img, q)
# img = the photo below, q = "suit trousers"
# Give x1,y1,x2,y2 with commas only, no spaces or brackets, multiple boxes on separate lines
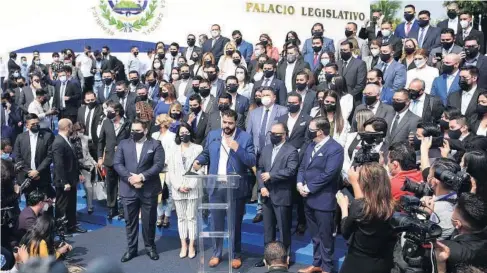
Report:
55,184,78,228
209,189,246,259
83,76,94,92
122,195,158,253
293,188,306,226
305,203,335,272
174,199,198,240
105,166,119,210
262,200,292,255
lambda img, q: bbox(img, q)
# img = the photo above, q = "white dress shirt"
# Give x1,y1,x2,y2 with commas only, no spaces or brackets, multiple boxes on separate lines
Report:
448,17,459,34
78,54,93,77
287,112,300,136
405,19,416,35
409,93,426,117
477,126,487,136
218,131,235,175
418,25,430,47
446,70,459,92
135,138,146,163
113,118,124,136
298,136,330,193
59,83,67,108
260,104,275,134
84,107,95,140
406,65,439,94
271,142,284,165
285,62,296,92
390,110,408,134
367,100,380,115
28,100,51,129
210,81,218,98
29,132,38,170
3,108,9,125
461,86,476,115
201,96,211,112
185,47,194,62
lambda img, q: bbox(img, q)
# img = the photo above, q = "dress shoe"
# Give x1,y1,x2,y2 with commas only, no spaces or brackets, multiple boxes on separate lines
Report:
68,226,87,234
121,252,137,263
254,260,265,267
107,209,114,219
146,249,159,260
87,208,94,215
297,265,323,273
232,258,242,269
296,223,306,235
208,257,220,268
252,213,263,223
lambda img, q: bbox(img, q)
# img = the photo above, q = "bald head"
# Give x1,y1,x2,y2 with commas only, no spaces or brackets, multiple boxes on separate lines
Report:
443,53,460,74
409,78,425,92
363,83,380,97
58,119,73,135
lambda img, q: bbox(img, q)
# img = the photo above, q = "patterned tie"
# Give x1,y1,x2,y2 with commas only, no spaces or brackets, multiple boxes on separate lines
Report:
263,78,270,87
259,109,269,151
313,53,319,66
418,28,425,48
406,22,411,36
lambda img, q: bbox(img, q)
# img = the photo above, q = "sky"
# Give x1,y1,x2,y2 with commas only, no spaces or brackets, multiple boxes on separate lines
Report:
372,0,448,21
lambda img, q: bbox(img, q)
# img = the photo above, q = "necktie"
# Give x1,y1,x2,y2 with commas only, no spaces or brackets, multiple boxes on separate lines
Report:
391,114,400,135
311,144,321,158
313,53,319,66
383,37,389,44
343,61,348,73
105,86,109,99
406,22,411,36
412,100,418,114
86,108,93,138
271,146,279,165
367,105,374,110
382,63,388,72
263,78,270,87
191,113,198,130
418,28,425,48
60,83,66,109
120,97,125,110
259,109,269,150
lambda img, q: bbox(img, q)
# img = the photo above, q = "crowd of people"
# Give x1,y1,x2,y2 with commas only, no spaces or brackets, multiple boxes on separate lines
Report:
2,2,487,273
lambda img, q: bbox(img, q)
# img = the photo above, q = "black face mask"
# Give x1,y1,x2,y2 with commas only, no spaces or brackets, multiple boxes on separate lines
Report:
409,90,421,100
232,59,241,65
312,46,322,53
404,13,415,22
218,103,230,112
130,79,139,86
190,106,201,114
476,104,487,116
158,53,165,60
103,78,113,85
308,129,318,139
136,95,148,102
312,31,323,37
199,88,210,97
418,19,429,28
17,83,24,88
207,73,217,82
160,92,169,98
258,62,265,69
235,38,242,45
204,60,212,66
226,84,238,93
133,52,139,57
116,91,126,98
364,95,378,106
180,72,190,80
404,47,415,55
447,10,457,20
442,64,454,74
380,53,391,63
30,124,40,134
340,51,352,61
148,80,157,87
448,129,462,140
187,40,196,47
226,50,235,56
264,70,274,78
442,42,454,50
325,73,334,82
170,51,178,57
287,104,300,113
459,80,471,91
192,85,199,93
296,82,307,91
180,134,191,143
170,112,181,120
260,40,268,47
87,101,97,109
465,47,479,59
131,131,144,142
270,133,283,145
439,120,450,131
392,101,407,112
255,98,262,107
96,58,102,61
344,30,354,37
102,52,109,56
323,104,336,112
107,112,116,120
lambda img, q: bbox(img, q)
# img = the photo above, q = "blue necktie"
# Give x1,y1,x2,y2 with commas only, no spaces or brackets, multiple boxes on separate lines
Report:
191,114,197,131
259,109,269,151
418,28,425,48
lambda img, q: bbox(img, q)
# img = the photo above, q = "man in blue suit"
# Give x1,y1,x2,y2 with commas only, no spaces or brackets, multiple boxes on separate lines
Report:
296,116,344,273
408,10,441,55
113,119,165,263
232,30,253,64
202,24,231,63
394,4,419,39
431,53,462,105
194,109,256,269
302,23,335,62
304,36,325,72
375,43,406,92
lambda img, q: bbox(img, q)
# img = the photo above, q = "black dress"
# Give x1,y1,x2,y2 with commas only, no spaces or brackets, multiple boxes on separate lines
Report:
339,199,396,273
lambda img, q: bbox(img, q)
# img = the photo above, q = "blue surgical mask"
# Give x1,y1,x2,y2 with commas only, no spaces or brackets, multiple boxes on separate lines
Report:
1,153,10,160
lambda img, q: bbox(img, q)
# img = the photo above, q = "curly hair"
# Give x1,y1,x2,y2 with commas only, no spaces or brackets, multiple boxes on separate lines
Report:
136,101,154,121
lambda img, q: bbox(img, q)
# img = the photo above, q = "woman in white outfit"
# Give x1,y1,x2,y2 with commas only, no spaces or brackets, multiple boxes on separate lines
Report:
165,122,203,259
151,114,176,228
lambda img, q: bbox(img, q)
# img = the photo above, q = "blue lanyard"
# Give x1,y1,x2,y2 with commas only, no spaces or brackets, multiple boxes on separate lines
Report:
436,192,456,201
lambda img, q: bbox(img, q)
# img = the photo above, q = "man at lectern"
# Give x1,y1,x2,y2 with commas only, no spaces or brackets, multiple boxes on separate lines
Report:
193,109,256,269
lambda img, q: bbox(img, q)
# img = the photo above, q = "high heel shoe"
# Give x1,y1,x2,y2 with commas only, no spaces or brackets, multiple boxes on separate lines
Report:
162,216,170,228
156,217,163,228
188,247,196,259
179,247,187,258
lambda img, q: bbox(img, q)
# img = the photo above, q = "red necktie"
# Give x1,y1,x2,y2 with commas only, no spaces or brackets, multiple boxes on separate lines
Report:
406,22,411,36
313,54,319,66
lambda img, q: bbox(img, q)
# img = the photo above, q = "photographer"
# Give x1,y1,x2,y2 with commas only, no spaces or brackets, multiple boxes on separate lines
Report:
1,159,20,250
336,162,396,273
387,142,423,201
17,191,49,241
415,122,447,169
19,215,72,260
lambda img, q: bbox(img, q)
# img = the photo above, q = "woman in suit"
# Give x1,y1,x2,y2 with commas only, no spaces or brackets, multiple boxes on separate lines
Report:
168,102,184,133
313,52,336,86
189,51,202,78
152,114,176,228
235,65,253,99
166,122,203,259
73,123,97,214
362,40,381,71
399,38,419,71
336,162,395,273
314,90,350,146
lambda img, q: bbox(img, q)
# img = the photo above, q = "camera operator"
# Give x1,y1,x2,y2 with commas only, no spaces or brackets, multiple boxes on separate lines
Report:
387,142,423,201
19,214,72,260
415,122,448,169
336,162,396,273
1,159,21,250
441,193,487,271
17,191,50,241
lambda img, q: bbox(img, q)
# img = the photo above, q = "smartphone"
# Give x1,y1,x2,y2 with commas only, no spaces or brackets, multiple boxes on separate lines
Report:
435,52,442,59
340,188,354,206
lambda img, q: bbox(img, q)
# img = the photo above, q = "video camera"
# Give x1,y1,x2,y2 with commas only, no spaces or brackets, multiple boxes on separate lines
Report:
55,215,68,245
402,168,470,198
14,161,32,192
391,196,442,273
402,178,433,199
353,132,383,166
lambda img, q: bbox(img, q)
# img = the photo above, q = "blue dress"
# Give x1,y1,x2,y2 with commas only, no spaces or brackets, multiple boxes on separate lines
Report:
153,101,171,117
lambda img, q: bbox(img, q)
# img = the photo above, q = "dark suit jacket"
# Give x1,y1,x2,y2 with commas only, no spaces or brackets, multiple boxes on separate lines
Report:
77,104,103,144
421,94,444,123
257,142,299,206
353,102,396,131
184,111,209,145
395,20,420,39
52,135,79,187
277,113,312,149
437,19,462,39
108,92,137,121
387,110,421,145
17,206,38,239
462,54,487,90
252,77,287,106
202,36,231,63
7,59,20,76
337,57,367,101
409,26,442,54
447,87,484,119
297,138,344,211
456,28,486,54
300,89,317,116
378,35,403,61
196,128,256,199
102,55,126,81
232,93,250,115
276,59,310,92
113,138,164,198
18,87,36,114
52,81,82,116
205,111,246,137
1,103,22,140
358,23,381,41
13,129,54,185
96,83,116,103
181,46,202,60
97,118,132,166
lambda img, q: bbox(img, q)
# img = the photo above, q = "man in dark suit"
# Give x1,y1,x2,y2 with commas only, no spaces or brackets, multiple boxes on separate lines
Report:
431,53,462,105
252,60,287,106
144,70,161,101
408,79,444,123
97,101,132,219
437,3,462,37
394,4,420,39
448,115,474,144
409,10,441,55
135,85,157,109
202,24,231,63
108,81,137,122
184,94,209,145
1,92,22,143
428,28,463,70
205,94,246,136
182,34,202,64
377,21,403,61
186,78,217,114
277,45,310,93
18,73,44,116
457,11,485,54
102,46,126,82
296,117,344,273
194,109,256,269
52,69,81,123
113,119,164,262
203,64,226,98
294,72,316,116
358,10,383,41
337,40,367,104
13,114,55,200
447,66,484,119
462,36,487,90
388,89,421,145
254,123,299,268
77,91,103,159
353,84,395,130
225,76,250,115
7,52,20,78
233,30,254,64
52,119,86,233
97,70,116,104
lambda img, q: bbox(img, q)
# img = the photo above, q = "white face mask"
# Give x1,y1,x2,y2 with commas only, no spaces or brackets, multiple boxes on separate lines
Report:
414,59,426,68
59,75,67,82
154,63,161,69
42,203,49,212
211,30,220,38
261,96,272,107
381,29,391,37
254,50,261,57
460,20,469,29
370,49,380,57
320,59,329,66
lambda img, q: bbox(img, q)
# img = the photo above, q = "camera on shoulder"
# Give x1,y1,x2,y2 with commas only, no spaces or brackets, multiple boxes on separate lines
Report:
353,131,383,166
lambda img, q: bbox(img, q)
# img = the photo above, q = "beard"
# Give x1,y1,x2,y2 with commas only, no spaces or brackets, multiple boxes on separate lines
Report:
223,126,235,136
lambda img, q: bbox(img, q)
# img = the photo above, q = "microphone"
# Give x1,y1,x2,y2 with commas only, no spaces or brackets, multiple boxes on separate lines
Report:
184,137,220,176
218,137,238,176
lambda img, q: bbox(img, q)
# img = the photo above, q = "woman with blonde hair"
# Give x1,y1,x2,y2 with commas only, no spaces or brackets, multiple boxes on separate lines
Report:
152,114,176,227
400,38,419,70
168,102,184,133
337,162,395,273
405,48,439,94
217,42,247,80
251,34,280,61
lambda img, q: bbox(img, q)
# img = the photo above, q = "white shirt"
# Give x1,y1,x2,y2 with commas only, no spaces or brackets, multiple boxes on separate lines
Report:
477,125,487,136
28,100,51,129
461,86,476,115
185,47,194,62
218,130,235,175
84,107,95,140
390,110,408,134
262,75,274,87
404,19,416,35
3,108,9,125
210,81,218,98
287,112,300,136
368,100,380,115
230,94,237,110
201,96,211,112
418,25,430,46
271,142,284,165
285,62,296,92
178,79,189,98
135,138,146,163
78,54,93,77
340,93,354,121
113,118,124,136
260,104,275,134
29,132,38,170
406,65,439,94
237,83,253,99
59,82,67,108
298,136,330,193
448,17,459,34
446,70,459,92
409,93,426,117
